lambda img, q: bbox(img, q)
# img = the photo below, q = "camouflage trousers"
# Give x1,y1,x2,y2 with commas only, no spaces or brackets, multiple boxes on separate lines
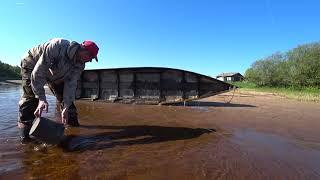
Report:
18,66,79,138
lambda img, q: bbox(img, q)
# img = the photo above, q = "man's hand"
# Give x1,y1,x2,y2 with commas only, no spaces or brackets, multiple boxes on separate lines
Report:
61,107,69,125
34,100,48,118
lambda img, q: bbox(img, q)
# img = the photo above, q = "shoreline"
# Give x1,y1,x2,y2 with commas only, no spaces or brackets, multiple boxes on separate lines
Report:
237,88,320,103
0,80,21,85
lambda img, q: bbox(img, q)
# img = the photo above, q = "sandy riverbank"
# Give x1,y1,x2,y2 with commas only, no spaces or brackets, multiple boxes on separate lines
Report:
1,90,319,179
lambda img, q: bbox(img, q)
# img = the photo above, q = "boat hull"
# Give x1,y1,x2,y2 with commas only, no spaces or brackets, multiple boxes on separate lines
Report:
75,67,235,104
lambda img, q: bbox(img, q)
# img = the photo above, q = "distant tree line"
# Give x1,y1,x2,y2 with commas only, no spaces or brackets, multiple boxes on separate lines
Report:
0,60,21,79
245,42,320,87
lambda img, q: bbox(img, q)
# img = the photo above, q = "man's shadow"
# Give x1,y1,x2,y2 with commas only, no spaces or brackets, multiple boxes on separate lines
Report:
59,125,216,152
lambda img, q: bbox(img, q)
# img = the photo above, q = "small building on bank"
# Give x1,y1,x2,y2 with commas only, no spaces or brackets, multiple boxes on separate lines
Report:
216,72,244,82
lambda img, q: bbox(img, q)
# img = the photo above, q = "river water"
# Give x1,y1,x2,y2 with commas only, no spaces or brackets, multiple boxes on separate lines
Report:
0,84,320,179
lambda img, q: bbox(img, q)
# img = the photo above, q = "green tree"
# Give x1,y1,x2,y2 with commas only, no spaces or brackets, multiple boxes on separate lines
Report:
0,60,21,79
287,43,320,87
245,42,320,88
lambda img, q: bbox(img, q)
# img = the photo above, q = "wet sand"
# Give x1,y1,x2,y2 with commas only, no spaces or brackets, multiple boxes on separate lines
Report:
1,91,320,179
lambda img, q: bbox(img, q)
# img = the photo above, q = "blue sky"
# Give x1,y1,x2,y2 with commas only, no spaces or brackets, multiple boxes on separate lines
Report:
0,0,319,77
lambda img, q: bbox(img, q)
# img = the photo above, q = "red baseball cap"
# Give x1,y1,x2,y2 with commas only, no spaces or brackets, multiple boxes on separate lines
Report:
82,40,99,62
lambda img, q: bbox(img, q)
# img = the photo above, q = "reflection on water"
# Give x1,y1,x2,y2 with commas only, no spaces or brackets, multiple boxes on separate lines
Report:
0,86,56,137
0,85,320,179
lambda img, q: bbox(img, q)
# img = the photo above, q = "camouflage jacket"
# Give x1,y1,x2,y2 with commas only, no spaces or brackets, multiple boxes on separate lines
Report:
21,38,85,108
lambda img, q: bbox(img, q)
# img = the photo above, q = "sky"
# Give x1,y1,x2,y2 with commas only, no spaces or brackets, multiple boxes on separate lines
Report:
0,0,319,77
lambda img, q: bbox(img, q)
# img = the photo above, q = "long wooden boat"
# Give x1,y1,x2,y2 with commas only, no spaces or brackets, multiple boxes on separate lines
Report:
75,67,235,105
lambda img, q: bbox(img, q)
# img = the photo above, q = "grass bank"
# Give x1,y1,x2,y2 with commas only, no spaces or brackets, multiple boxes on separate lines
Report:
233,81,320,102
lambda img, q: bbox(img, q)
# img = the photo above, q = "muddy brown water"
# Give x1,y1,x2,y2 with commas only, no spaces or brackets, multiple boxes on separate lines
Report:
1,85,320,179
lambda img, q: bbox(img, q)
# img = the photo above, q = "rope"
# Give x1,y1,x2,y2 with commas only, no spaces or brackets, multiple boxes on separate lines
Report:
224,86,236,104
